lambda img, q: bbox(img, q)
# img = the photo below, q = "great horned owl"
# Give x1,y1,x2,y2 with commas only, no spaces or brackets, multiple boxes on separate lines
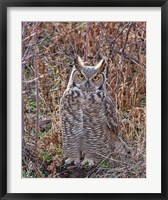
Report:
60,56,119,166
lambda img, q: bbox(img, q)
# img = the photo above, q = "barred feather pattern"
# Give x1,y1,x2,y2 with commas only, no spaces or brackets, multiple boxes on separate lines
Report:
60,86,117,162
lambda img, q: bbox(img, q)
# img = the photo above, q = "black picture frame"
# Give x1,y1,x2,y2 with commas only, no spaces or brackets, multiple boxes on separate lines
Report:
0,0,167,199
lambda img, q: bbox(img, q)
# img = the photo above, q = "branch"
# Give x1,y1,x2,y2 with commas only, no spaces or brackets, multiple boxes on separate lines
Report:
120,22,133,54
117,51,144,68
110,23,131,57
85,22,91,61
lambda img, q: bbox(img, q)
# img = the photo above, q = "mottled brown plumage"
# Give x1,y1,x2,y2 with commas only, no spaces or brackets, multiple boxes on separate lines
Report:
60,56,119,166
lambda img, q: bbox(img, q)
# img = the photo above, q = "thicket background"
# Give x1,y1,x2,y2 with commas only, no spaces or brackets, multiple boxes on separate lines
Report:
22,22,146,178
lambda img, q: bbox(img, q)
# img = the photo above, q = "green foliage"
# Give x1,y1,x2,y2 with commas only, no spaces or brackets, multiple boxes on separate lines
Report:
26,100,36,112
100,162,109,169
43,152,52,163
38,130,43,136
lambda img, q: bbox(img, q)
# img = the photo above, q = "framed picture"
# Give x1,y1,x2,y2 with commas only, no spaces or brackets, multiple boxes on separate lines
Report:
0,0,167,199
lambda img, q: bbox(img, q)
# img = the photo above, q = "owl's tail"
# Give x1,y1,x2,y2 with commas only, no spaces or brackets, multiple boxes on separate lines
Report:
112,136,131,156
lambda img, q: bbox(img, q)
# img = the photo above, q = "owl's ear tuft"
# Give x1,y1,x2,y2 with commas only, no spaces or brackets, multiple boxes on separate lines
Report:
74,55,84,69
95,59,106,72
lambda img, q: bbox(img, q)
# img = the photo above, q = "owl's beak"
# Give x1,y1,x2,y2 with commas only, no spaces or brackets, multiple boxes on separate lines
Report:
85,80,90,89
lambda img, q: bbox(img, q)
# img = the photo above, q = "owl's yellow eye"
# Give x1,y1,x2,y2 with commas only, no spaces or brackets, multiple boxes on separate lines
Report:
78,73,85,80
92,76,99,81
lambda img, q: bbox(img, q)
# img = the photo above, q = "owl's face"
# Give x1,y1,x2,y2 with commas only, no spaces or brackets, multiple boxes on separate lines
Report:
70,56,106,93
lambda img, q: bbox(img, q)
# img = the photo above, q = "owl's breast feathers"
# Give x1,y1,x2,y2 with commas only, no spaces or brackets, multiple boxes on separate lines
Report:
61,87,118,134
60,87,83,109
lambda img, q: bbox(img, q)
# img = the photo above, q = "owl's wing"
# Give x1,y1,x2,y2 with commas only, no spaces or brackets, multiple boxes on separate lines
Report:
105,94,131,155
105,94,119,135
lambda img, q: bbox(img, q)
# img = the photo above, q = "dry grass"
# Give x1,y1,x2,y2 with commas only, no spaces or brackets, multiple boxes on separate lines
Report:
22,22,146,178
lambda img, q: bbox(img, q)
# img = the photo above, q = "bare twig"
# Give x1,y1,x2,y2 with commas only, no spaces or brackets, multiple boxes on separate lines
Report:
35,57,39,147
110,22,130,56
117,51,144,68
33,23,40,147
120,22,133,53
85,22,90,61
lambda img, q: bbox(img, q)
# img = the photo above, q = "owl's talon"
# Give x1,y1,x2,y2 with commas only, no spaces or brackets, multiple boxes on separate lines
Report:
65,158,74,165
81,158,95,167
74,158,80,165
65,157,80,165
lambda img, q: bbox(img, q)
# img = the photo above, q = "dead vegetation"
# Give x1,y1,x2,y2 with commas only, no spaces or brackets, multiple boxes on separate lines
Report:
22,22,146,178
